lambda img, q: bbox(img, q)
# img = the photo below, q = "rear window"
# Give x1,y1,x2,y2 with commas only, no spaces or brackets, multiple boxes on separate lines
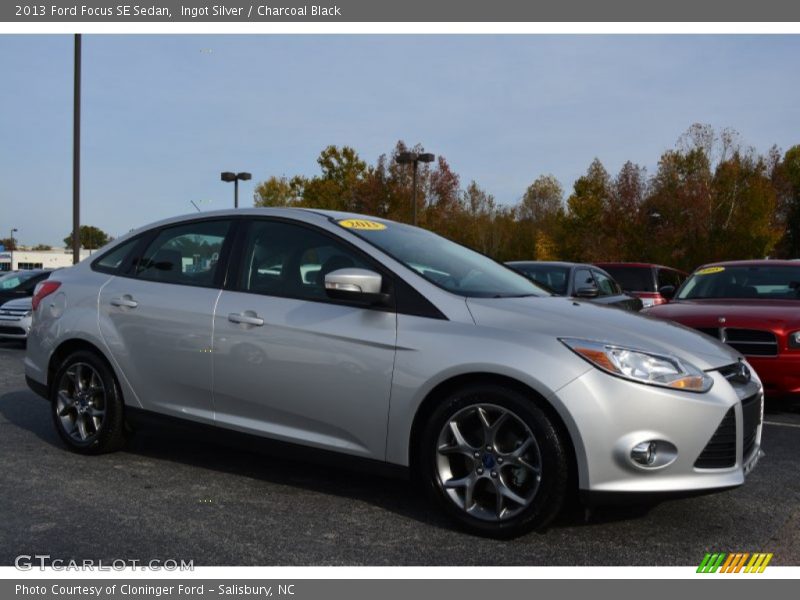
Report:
599,266,655,292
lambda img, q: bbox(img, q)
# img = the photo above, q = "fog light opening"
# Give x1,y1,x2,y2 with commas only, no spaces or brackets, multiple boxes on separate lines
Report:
631,441,658,466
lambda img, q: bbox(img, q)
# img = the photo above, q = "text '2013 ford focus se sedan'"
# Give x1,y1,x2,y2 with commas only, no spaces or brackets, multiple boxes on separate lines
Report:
25,209,763,537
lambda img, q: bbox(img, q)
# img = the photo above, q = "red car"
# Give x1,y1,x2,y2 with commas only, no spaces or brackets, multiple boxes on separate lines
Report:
594,262,688,308
645,260,800,399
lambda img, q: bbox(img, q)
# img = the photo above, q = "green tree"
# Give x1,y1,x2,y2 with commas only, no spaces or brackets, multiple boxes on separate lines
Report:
63,225,110,250
32,244,53,251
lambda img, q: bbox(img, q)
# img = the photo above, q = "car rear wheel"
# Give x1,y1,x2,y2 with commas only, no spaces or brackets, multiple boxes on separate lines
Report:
419,384,569,538
51,351,126,454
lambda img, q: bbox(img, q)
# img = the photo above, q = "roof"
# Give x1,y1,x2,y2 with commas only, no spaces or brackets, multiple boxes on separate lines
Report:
695,259,800,269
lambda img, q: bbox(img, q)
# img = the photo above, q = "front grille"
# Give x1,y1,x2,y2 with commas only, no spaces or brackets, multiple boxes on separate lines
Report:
0,326,26,335
694,408,736,468
691,327,778,357
0,309,28,318
741,393,762,459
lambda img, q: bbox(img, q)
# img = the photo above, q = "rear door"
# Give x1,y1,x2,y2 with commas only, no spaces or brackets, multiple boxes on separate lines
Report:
211,219,397,460
98,218,234,422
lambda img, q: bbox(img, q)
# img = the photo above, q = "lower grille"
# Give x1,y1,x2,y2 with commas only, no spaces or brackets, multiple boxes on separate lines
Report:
0,326,25,335
741,393,762,459
695,408,736,468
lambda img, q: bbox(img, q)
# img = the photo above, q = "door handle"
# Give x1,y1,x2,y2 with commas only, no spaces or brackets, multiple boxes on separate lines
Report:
110,296,138,309
228,312,264,326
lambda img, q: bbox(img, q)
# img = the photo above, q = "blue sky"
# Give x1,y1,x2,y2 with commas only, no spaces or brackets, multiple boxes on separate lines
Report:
1,34,799,246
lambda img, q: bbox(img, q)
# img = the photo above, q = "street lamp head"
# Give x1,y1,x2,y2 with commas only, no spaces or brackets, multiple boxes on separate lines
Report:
237,172,252,181
11,228,18,234
396,151,416,164
220,171,237,182
418,153,435,163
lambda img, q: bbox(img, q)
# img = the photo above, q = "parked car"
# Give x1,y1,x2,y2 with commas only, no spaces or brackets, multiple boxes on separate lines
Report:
0,296,33,341
506,261,643,312
645,260,800,399
0,269,52,305
25,209,762,538
594,263,688,308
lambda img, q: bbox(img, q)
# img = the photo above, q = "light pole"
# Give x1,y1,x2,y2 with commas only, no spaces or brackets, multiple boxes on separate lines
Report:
396,151,435,226
73,34,81,265
221,171,252,209
9,228,17,271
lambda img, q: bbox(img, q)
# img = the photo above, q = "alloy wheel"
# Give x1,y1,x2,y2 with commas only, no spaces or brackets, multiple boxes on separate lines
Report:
435,403,542,521
55,362,107,443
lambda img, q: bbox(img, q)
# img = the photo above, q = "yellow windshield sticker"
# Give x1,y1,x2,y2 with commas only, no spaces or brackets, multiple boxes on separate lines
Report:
339,219,386,231
696,266,725,275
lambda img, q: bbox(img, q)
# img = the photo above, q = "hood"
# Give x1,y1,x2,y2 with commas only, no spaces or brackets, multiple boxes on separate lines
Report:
466,296,741,370
645,299,800,333
0,297,32,310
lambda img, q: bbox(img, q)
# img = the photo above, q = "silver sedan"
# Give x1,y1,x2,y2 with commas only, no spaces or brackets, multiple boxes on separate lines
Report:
24,209,763,537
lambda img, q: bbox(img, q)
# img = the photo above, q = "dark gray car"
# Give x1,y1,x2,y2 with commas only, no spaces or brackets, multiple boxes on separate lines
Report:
506,261,643,312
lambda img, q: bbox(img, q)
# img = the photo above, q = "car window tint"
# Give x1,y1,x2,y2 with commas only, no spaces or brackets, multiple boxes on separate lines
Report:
657,268,682,289
592,270,618,296
95,238,139,272
574,268,595,292
240,221,372,301
512,265,569,295
134,220,231,287
600,266,655,292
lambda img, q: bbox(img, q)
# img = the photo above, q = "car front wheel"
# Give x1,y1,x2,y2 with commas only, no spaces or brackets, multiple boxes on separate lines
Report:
419,384,569,538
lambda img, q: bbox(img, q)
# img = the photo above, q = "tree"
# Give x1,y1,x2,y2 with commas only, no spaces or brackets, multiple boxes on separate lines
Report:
0,238,17,251
773,145,800,258
562,158,611,261
253,175,302,207
32,244,53,251
63,225,110,250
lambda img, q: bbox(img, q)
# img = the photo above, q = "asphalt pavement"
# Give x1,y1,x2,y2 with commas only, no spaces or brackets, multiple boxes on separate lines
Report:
1,339,798,566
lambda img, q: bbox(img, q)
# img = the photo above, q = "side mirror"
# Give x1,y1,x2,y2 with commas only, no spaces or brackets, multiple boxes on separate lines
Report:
324,268,390,306
574,285,599,299
658,285,676,300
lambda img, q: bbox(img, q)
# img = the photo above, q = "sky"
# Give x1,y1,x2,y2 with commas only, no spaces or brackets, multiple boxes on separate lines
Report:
0,34,799,246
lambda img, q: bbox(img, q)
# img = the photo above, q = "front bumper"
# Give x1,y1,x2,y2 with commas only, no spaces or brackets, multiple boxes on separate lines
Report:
0,314,31,340
553,366,762,495
747,354,800,398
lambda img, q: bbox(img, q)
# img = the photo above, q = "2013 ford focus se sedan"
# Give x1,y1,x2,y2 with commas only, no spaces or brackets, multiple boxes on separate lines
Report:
25,209,763,537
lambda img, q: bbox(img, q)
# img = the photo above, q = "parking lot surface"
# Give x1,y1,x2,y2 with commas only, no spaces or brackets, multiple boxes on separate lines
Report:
1,340,798,566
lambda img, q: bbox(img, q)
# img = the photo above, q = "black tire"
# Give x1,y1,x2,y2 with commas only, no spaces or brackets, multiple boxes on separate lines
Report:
51,350,127,454
418,383,569,539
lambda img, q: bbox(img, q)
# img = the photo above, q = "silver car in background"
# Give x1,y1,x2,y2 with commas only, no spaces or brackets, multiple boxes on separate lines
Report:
0,297,33,341
25,209,763,537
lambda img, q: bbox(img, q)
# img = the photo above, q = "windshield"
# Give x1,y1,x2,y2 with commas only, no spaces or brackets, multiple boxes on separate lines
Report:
0,271,41,290
338,219,548,298
677,265,800,300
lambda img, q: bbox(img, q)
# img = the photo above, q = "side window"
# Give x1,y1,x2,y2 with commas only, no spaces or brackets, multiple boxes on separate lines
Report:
657,268,682,289
592,270,619,296
134,220,231,287
93,237,140,273
573,268,595,293
239,221,373,302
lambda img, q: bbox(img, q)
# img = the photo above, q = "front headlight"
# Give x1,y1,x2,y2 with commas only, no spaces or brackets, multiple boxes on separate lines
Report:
788,331,800,349
560,338,714,393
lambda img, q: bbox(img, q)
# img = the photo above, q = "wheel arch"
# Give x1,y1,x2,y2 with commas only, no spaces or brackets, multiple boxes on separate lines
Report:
47,338,117,397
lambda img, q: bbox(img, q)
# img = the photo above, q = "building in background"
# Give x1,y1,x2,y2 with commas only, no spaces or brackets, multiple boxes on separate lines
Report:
0,249,92,272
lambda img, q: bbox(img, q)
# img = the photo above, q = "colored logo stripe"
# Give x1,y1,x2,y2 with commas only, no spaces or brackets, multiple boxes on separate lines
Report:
697,552,773,573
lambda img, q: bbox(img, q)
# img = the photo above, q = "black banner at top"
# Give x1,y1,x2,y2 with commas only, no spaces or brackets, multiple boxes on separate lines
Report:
3,0,800,22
